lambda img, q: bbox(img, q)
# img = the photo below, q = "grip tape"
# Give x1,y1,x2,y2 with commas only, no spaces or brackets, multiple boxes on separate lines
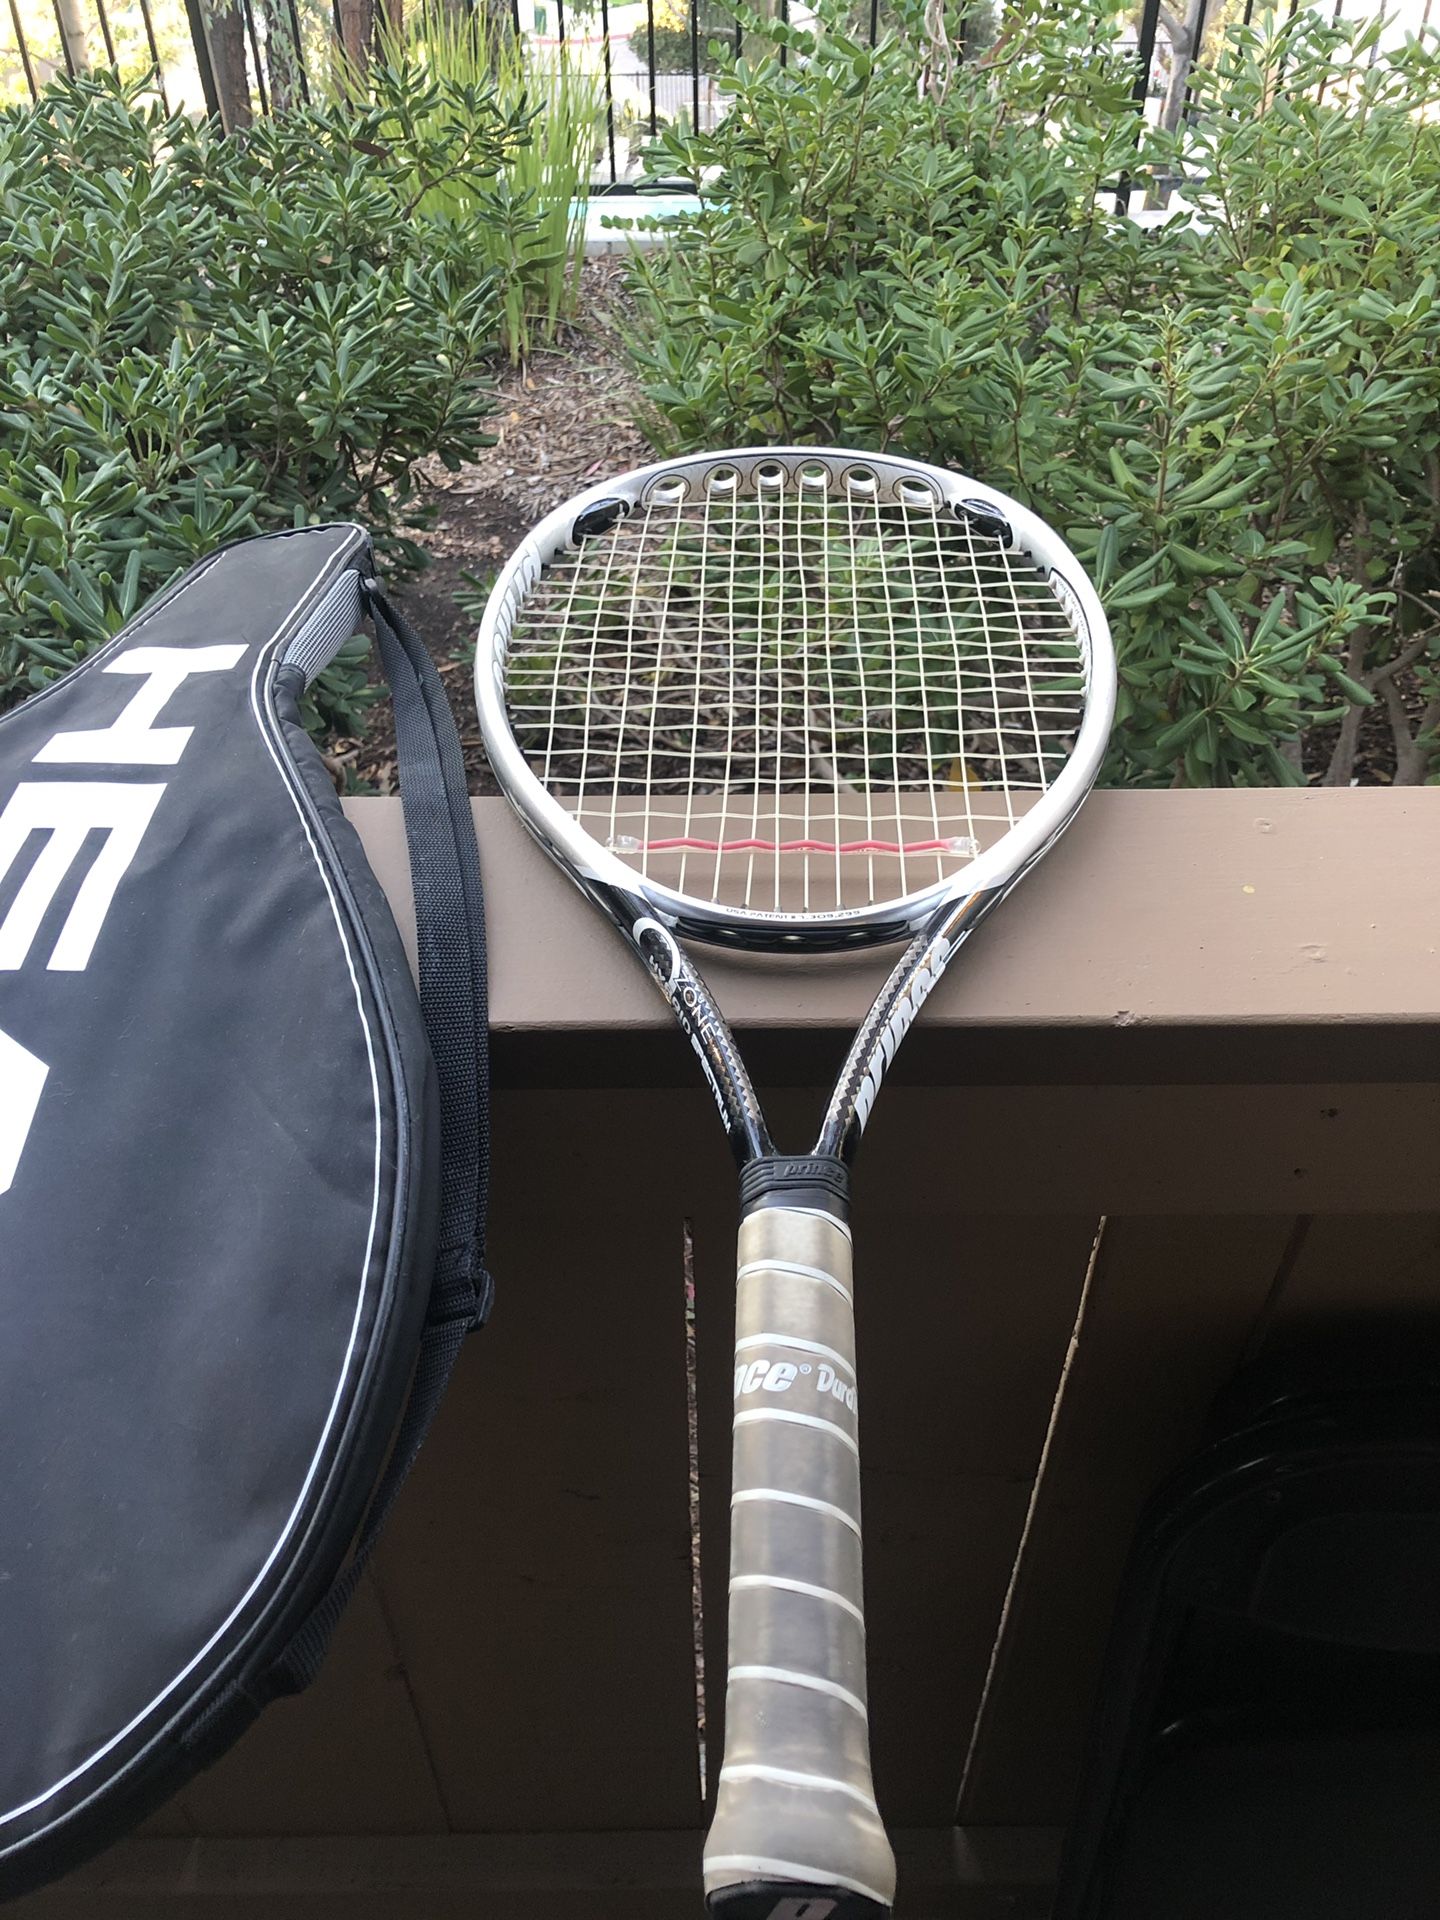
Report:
703,1200,895,1915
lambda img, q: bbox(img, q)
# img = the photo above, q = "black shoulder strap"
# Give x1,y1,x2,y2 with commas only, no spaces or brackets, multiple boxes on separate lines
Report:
266,583,491,1696
368,579,491,1324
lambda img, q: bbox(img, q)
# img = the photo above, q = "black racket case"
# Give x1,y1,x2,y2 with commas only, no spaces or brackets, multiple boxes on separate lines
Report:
0,525,489,1897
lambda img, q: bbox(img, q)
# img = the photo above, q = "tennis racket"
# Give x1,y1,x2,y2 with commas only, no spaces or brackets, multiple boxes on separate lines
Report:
475,447,1114,1919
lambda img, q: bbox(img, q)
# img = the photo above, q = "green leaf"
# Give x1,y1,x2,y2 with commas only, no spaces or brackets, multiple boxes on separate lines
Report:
1321,661,1377,705
1168,450,1241,509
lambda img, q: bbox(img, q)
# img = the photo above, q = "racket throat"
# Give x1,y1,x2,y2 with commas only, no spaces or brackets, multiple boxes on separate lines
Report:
739,1154,851,1223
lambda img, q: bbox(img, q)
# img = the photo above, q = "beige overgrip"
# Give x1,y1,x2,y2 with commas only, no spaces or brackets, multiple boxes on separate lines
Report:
702,1200,896,1910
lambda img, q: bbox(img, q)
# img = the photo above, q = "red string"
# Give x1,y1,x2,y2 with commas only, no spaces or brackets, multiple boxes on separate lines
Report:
640,836,969,855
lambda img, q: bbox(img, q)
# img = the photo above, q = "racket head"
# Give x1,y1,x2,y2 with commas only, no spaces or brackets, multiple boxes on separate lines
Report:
476,447,1115,950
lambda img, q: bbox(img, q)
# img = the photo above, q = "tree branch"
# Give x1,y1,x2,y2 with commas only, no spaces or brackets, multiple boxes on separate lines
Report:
1377,670,1424,783
1158,3,1192,56
1369,626,1440,688
1322,616,1372,786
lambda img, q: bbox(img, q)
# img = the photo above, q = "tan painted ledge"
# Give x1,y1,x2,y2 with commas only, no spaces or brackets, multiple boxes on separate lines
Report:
346,788,1440,1086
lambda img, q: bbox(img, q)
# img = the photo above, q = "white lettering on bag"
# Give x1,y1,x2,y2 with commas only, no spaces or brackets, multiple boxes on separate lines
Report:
0,1029,47,1198
0,782,166,972
0,643,249,1197
34,645,246,766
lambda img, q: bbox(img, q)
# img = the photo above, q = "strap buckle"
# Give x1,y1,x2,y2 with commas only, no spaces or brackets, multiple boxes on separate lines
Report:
435,1235,494,1331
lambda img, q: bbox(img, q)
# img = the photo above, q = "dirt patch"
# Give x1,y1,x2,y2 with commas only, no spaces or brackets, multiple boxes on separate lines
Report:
347,258,653,794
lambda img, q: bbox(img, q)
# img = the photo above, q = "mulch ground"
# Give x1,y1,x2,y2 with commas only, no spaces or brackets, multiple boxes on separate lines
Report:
345,258,652,795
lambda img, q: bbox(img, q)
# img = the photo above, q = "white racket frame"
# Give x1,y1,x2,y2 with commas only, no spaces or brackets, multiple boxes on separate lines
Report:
475,447,1116,950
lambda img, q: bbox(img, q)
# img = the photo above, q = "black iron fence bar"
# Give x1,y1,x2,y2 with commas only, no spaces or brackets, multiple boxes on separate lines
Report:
646,0,657,135
598,0,616,180
509,0,520,38
690,0,698,132
1180,0,1212,121
1316,0,1342,100
1115,0,1163,215
1132,0,1164,106
182,0,224,114
284,0,309,103
8,0,39,97
50,0,77,75
94,0,118,69
778,0,787,66
136,0,171,105
869,0,878,44
241,0,270,114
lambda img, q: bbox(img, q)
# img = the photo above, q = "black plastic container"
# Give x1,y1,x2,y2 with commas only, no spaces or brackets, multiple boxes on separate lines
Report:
1055,1328,1440,1920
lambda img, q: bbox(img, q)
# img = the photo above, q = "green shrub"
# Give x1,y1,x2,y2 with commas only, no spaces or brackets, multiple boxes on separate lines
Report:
627,3,1440,785
372,8,603,363
0,66,523,728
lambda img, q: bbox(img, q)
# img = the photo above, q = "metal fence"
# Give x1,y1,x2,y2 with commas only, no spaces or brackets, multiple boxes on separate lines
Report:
2,0,1430,182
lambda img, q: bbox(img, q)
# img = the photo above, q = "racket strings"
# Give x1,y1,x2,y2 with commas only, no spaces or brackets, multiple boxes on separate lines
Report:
505,479,1088,913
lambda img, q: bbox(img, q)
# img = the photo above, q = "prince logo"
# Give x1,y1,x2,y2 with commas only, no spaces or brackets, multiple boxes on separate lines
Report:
0,644,247,1195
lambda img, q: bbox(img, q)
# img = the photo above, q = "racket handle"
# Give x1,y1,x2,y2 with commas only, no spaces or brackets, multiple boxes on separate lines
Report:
704,1164,895,1919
